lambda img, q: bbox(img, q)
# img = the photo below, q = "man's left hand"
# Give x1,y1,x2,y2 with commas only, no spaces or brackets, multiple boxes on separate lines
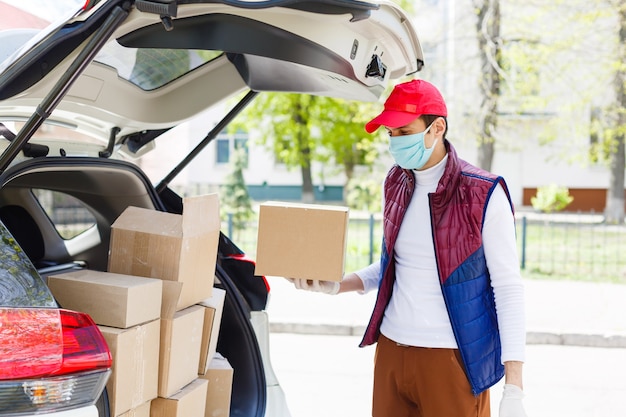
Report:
499,384,527,417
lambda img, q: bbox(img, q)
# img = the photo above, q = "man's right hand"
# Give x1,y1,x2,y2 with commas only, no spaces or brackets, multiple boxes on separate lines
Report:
289,278,340,295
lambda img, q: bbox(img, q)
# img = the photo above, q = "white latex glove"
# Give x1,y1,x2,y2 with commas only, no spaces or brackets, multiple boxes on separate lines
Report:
290,278,340,295
499,384,527,417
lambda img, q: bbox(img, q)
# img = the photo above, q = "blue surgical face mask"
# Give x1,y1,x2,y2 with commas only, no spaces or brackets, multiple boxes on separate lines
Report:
388,123,437,170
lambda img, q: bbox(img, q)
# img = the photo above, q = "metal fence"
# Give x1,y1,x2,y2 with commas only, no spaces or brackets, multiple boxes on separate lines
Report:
516,212,626,282
225,210,626,283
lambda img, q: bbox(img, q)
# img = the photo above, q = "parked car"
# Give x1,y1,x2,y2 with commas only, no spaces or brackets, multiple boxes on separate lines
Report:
0,1,423,416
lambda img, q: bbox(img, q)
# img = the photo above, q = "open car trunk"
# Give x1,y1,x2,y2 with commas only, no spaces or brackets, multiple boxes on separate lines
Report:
0,157,269,417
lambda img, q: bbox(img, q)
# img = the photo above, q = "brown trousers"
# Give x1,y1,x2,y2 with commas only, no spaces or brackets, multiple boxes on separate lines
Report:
372,334,490,417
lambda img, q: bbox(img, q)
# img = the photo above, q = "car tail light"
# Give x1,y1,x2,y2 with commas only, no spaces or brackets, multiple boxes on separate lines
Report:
0,308,111,415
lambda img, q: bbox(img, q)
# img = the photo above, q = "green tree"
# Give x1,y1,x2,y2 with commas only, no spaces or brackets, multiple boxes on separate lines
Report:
312,98,387,202
230,92,388,204
233,93,318,203
219,147,254,240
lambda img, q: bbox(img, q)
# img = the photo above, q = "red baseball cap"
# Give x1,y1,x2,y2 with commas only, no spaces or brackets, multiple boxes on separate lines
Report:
365,79,448,133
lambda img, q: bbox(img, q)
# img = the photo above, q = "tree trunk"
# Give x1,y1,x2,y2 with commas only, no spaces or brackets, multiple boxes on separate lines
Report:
301,162,315,203
298,130,314,204
293,98,315,203
342,161,355,204
605,135,625,223
604,2,626,224
475,0,501,172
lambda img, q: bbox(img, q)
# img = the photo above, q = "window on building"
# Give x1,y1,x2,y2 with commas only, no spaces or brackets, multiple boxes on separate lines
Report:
215,130,249,166
216,137,230,164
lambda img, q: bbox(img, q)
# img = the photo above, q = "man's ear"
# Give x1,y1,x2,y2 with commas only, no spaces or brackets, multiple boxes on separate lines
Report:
433,117,446,136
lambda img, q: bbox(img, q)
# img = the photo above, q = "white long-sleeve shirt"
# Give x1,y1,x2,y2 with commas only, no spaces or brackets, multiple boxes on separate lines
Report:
356,155,526,363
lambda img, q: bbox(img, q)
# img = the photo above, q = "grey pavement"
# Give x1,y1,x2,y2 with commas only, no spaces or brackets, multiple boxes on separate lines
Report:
265,277,626,348
268,334,626,417
265,278,626,416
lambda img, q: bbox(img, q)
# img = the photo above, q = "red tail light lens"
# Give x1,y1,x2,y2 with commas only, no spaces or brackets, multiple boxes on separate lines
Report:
56,309,112,375
0,308,62,379
0,308,111,415
0,308,111,379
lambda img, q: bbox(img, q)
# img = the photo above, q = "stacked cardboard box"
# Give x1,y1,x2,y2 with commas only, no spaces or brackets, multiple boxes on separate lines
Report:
197,353,234,417
47,270,162,416
118,401,151,417
108,194,220,310
48,194,234,417
151,379,209,417
100,322,161,416
197,288,226,375
196,289,232,417
107,194,233,417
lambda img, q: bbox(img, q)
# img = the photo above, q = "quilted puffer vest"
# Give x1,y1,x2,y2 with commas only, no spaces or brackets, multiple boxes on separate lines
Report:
360,142,514,395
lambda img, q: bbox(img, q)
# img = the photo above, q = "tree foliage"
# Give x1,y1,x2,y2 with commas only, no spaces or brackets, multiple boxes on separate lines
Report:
229,91,388,203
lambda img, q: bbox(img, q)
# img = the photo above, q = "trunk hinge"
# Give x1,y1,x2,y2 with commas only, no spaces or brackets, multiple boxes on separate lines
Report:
136,0,178,31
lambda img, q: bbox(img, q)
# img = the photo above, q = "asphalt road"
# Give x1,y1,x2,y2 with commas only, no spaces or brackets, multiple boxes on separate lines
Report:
269,333,626,417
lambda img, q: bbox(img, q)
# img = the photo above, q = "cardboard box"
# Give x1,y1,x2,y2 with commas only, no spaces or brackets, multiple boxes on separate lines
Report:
108,194,220,311
198,353,233,417
48,270,162,328
150,379,208,417
99,320,160,416
197,288,226,374
254,201,349,282
159,305,205,398
118,400,151,417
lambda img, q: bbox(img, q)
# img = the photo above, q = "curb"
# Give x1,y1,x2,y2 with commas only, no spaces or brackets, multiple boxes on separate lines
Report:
525,331,626,348
269,322,626,349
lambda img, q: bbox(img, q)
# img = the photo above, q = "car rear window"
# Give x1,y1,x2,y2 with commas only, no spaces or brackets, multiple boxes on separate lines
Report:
95,41,222,90
33,189,96,240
